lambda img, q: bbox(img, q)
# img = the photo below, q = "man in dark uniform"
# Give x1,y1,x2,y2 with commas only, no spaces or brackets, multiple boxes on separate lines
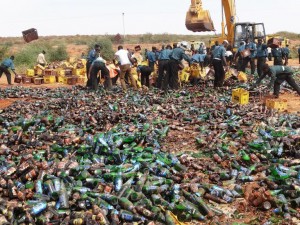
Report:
271,43,286,66
88,58,112,91
211,40,228,88
0,56,16,85
256,38,268,77
86,44,100,87
157,44,172,89
254,64,300,98
146,47,157,72
163,41,191,91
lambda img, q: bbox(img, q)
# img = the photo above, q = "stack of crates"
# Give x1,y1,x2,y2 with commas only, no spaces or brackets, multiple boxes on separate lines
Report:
232,88,249,105
265,98,287,112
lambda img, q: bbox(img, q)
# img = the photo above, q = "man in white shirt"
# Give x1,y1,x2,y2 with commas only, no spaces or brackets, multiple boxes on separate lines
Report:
114,45,137,91
37,50,47,67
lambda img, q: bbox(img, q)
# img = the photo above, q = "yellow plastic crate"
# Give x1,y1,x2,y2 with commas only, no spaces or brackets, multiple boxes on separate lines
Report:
232,88,249,105
44,75,56,84
266,99,287,112
72,69,82,76
26,69,35,76
34,65,45,76
56,69,65,76
57,76,65,83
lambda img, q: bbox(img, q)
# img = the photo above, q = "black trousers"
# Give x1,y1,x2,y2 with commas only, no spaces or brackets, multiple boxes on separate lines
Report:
89,61,112,91
163,59,179,91
273,57,283,66
274,73,300,96
298,55,300,64
148,61,155,72
268,53,272,61
212,59,225,88
0,65,12,84
257,57,266,77
242,57,255,74
86,61,92,87
140,66,152,87
157,60,169,89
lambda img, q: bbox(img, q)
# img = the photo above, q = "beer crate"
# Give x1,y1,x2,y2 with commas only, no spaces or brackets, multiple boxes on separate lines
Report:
232,88,249,105
44,69,57,76
77,76,87,84
26,69,35,76
22,28,38,43
44,75,56,84
267,38,280,48
66,76,78,85
33,77,44,85
22,76,32,84
241,48,251,58
266,98,287,112
72,68,82,76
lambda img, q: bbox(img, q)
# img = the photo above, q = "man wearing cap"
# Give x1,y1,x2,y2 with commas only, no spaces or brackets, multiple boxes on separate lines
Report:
253,64,300,98
157,44,172,89
37,50,47,67
163,42,191,91
211,40,228,88
132,45,143,65
0,56,16,85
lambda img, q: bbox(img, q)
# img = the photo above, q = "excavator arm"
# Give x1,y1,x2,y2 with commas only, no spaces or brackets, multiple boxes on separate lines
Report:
185,0,215,32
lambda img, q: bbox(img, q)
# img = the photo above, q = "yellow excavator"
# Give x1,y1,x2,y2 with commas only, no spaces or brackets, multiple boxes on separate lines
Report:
186,0,267,50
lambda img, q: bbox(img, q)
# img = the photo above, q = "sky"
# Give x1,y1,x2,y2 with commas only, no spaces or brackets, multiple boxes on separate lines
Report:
2,0,299,37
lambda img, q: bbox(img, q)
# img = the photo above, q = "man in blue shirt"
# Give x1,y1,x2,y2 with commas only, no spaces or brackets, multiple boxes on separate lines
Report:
0,56,16,85
282,44,290,65
254,64,300,98
256,38,267,77
146,46,157,72
234,41,245,71
86,44,100,87
156,44,172,89
211,40,228,88
163,41,191,91
271,43,286,66
242,38,257,75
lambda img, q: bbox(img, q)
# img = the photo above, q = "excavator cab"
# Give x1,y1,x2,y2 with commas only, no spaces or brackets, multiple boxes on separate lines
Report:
185,0,215,32
233,22,266,48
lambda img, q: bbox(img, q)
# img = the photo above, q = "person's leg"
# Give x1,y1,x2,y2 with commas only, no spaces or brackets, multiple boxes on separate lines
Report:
157,61,165,89
169,60,179,90
86,62,91,87
145,68,152,87
218,61,225,87
90,64,100,90
241,57,249,72
257,57,266,77
163,61,172,92
285,74,300,95
200,62,204,72
273,74,285,96
4,69,12,85
250,58,256,74
120,65,127,91
141,72,145,86
299,55,300,64
212,60,219,88
127,66,137,91
100,63,112,90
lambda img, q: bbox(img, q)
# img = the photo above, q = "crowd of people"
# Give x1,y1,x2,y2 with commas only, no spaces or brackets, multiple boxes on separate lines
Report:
1,40,300,98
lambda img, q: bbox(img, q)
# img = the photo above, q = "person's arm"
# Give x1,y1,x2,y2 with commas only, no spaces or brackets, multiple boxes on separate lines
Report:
255,73,267,86
267,70,276,90
182,53,191,66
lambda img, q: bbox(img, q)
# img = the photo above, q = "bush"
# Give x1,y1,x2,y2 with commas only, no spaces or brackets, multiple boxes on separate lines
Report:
0,44,10,61
87,37,114,61
14,42,68,73
48,45,68,61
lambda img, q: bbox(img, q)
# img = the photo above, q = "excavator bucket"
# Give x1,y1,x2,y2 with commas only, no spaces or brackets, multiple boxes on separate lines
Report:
185,0,215,32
